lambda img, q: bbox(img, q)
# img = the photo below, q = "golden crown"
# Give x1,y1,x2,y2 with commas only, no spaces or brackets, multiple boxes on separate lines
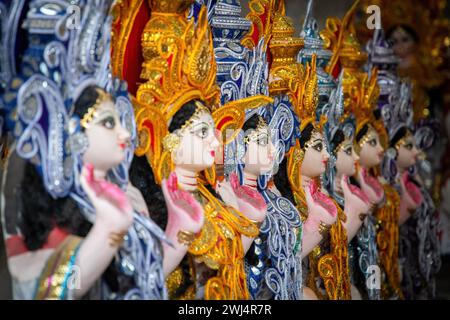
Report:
321,0,367,77
128,3,219,183
268,12,304,95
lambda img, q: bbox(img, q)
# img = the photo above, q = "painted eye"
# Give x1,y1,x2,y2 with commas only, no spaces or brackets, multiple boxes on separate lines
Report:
404,143,413,150
369,139,377,147
345,147,352,156
197,126,209,139
101,116,115,129
258,136,268,146
312,143,323,152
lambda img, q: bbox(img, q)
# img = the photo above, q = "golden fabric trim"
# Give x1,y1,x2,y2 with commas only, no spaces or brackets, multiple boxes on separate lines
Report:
166,256,197,300
374,184,404,299
212,95,273,145
111,0,146,79
308,204,351,300
35,235,82,300
188,183,259,300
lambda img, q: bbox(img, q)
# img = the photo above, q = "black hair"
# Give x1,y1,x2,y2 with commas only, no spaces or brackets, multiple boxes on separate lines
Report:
355,124,369,144
331,129,345,154
390,126,408,148
273,158,296,204
299,123,315,149
19,162,91,250
386,24,419,44
72,85,114,125
19,85,111,250
242,113,260,133
273,123,315,205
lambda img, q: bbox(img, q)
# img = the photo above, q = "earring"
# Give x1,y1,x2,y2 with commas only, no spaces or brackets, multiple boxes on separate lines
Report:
69,132,89,155
162,133,180,153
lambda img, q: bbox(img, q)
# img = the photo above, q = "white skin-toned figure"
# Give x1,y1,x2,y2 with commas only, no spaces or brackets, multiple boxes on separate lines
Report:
355,127,385,207
301,130,337,258
299,130,337,301
215,121,271,253
389,27,417,71
396,131,422,225
334,138,371,242
75,94,204,298
165,105,266,257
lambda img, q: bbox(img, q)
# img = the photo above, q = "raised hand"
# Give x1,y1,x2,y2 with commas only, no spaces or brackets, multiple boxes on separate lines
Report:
341,175,372,215
304,179,337,227
216,173,267,222
80,163,133,235
74,164,134,298
161,172,204,236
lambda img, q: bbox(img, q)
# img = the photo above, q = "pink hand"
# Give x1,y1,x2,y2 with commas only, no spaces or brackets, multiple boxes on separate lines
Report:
341,175,372,215
80,164,134,234
359,167,384,204
342,175,370,204
162,173,204,234
84,163,131,213
401,172,423,208
229,173,267,211
304,179,337,226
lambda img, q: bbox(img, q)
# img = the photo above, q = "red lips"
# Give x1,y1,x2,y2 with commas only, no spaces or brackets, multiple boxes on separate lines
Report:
210,150,215,158
119,143,126,150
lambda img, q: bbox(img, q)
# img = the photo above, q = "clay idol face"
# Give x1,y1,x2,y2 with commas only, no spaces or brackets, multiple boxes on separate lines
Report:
301,131,330,178
396,131,420,170
389,26,416,61
83,98,131,172
172,109,220,173
336,138,359,177
244,121,275,176
358,127,384,169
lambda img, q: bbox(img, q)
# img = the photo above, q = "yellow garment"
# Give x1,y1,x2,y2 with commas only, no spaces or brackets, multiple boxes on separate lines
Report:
374,184,403,299
188,183,259,300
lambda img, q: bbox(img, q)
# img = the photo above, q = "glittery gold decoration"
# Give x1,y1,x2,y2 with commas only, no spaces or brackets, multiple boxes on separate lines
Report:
80,89,109,129
308,204,351,300
322,0,381,141
177,230,197,246
374,184,403,299
212,96,273,145
35,236,82,300
188,184,259,300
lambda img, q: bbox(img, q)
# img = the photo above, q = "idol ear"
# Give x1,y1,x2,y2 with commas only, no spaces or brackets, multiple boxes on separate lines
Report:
213,96,273,145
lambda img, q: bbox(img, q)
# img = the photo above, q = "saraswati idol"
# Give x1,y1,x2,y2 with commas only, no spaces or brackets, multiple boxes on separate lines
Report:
112,0,267,300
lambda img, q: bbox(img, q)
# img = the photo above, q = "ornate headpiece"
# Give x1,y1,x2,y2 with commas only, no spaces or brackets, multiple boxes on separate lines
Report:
297,0,335,100
8,0,135,211
268,12,304,96
294,54,321,132
321,1,380,139
208,0,272,107
131,4,217,184
321,0,367,78
205,0,273,178
365,28,400,107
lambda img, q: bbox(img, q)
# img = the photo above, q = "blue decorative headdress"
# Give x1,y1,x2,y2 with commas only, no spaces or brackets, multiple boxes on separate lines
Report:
297,0,335,115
